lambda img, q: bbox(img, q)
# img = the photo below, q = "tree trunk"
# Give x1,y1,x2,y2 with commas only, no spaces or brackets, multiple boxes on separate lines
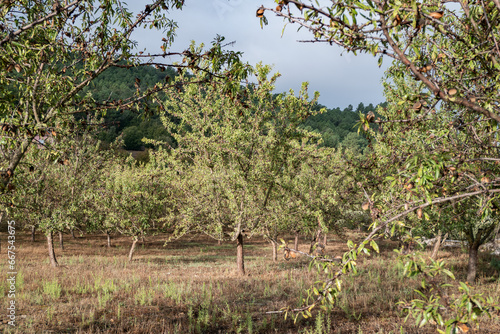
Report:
316,229,321,243
310,229,322,254
31,226,36,242
294,231,299,251
47,232,59,267
71,229,76,239
323,233,327,246
59,231,64,250
236,233,245,275
270,239,278,262
430,230,442,260
107,232,111,248
467,241,480,284
128,238,138,262
494,225,500,248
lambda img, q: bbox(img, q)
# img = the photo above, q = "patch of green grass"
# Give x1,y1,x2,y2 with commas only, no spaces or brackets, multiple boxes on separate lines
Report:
43,279,62,299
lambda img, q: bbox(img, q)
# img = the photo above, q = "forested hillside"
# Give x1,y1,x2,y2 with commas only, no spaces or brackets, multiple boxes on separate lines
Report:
85,65,376,152
304,102,381,152
83,65,177,150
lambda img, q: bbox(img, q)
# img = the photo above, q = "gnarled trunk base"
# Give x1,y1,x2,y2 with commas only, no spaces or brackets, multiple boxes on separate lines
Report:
294,231,299,251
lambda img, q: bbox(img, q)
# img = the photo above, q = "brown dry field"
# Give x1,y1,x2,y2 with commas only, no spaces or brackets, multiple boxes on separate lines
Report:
0,231,499,333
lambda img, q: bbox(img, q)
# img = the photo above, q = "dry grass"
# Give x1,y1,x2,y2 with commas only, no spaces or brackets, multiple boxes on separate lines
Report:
0,232,499,333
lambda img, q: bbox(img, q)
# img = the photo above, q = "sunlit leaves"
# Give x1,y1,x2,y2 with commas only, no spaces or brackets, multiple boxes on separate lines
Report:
398,255,499,332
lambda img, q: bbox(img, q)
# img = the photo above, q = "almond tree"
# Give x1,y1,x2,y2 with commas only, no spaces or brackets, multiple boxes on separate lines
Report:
259,1,500,219
365,61,500,284
0,0,248,202
259,0,500,326
9,131,112,266
154,63,325,275
94,161,170,262
277,146,354,257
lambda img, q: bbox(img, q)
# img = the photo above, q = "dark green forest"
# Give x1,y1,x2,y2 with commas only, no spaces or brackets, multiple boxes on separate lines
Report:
83,65,176,150
85,65,377,152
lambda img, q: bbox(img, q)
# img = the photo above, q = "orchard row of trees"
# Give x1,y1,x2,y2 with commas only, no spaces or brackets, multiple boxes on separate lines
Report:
7,63,362,277
2,0,500,332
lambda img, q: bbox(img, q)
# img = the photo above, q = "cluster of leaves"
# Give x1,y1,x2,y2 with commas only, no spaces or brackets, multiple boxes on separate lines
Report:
398,254,500,333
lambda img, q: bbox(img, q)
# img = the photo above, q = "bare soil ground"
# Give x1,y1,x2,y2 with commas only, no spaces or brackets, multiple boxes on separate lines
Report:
0,232,499,333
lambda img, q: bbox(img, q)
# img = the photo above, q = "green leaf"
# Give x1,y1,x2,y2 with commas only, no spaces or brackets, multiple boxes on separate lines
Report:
441,269,455,280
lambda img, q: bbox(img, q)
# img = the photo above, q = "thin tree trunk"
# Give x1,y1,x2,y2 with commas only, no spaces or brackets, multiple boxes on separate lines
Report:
430,230,442,260
47,232,59,267
31,226,36,242
107,232,111,248
71,229,76,239
494,225,500,248
270,239,278,262
467,241,480,284
323,233,327,246
294,231,299,251
310,229,322,254
316,229,321,243
218,239,222,245
59,231,64,250
236,233,245,275
128,238,138,262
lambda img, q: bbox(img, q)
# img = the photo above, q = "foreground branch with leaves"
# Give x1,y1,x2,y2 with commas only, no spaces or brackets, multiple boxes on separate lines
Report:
259,1,500,330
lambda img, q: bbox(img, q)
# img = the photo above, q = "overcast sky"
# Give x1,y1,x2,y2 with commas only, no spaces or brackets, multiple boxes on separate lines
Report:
130,1,388,110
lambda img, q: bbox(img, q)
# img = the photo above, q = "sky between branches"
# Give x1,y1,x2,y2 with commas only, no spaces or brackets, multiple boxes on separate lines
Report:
129,0,387,109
